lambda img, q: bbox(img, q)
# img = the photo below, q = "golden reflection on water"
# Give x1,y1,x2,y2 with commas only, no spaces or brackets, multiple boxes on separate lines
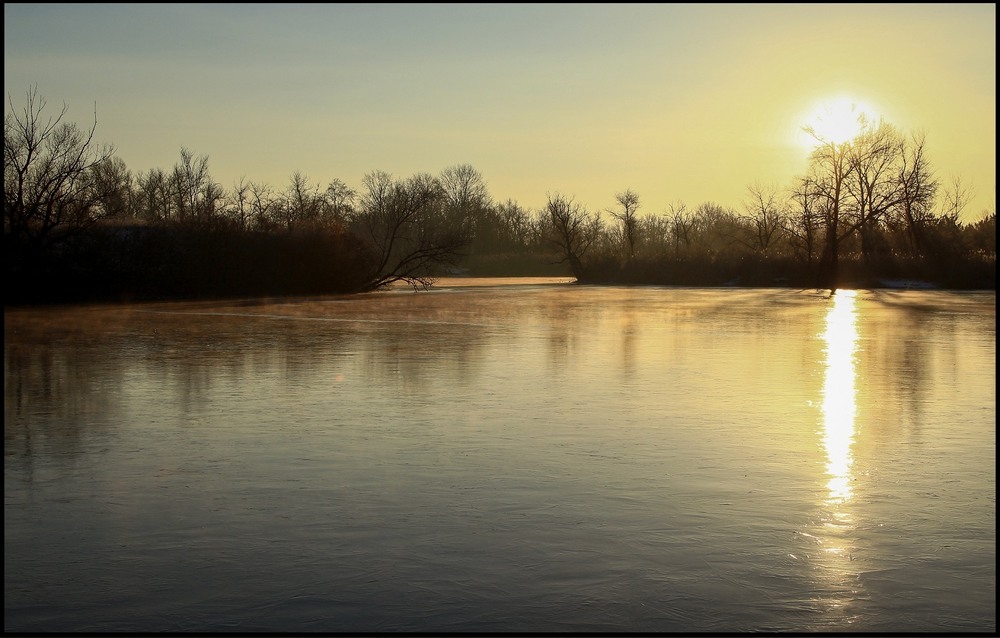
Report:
822,290,859,504
812,289,863,619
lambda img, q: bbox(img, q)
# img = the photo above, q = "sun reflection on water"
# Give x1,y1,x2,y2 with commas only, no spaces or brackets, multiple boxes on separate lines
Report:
807,289,864,622
822,290,858,504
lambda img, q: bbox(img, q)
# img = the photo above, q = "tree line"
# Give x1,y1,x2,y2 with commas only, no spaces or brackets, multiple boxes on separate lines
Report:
5,88,994,304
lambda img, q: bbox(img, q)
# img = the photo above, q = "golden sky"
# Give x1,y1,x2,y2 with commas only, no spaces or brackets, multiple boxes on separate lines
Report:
4,3,995,221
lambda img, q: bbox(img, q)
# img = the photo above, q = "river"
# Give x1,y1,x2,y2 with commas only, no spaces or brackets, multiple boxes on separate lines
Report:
4,279,995,632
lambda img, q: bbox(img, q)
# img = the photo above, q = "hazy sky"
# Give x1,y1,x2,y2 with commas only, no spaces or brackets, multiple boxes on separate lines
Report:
4,3,995,221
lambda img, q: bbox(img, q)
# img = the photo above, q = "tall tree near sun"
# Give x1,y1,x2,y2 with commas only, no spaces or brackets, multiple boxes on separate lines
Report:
844,120,905,264
804,130,853,289
804,113,944,288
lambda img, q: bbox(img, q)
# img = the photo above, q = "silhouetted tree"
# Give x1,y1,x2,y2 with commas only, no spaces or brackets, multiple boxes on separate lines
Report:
351,170,470,290
4,87,115,261
493,198,534,251
889,131,937,257
169,147,223,223
609,189,640,261
667,201,698,257
636,212,672,258
136,167,171,222
938,176,973,223
803,115,947,285
741,182,786,257
545,193,600,278
325,177,356,224
964,211,995,257
248,180,276,231
227,176,252,229
279,171,328,232
805,121,857,287
90,156,135,219
691,202,741,257
786,177,822,267
7,86,992,300
440,163,491,244
843,120,905,265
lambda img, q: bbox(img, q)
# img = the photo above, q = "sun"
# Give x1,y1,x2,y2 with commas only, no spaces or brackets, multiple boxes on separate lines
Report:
797,96,877,148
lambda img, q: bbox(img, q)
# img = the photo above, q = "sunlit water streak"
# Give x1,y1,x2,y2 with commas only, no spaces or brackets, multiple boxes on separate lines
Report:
808,289,864,625
822,289,858,504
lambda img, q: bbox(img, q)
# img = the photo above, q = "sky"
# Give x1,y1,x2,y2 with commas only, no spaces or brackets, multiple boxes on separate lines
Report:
4,3,996,222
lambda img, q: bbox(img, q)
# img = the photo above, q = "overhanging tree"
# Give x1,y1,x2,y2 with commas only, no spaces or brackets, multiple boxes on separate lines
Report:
350,170,470,290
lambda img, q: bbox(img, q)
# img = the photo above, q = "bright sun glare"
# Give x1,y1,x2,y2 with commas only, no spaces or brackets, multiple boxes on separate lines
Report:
799,96,877,148
821,289,858,504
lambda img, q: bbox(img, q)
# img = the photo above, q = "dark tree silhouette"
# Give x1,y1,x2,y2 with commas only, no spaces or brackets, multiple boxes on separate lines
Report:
545,193,599,279
169,147,222,223
894,132,937,257
5,86,993,303
609,189,641,261
4,87,115,260
440,163,491,239
350,170,470,290
741,182,786,257
786,177,823,267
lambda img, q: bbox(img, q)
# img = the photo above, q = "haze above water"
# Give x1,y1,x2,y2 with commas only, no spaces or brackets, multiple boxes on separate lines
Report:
4,279,996,632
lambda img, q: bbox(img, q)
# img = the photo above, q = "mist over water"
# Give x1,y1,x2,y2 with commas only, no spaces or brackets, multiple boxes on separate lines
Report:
4,280,995,632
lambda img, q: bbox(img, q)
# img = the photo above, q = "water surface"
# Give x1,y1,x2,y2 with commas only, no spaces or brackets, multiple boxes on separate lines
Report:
4,280,995,632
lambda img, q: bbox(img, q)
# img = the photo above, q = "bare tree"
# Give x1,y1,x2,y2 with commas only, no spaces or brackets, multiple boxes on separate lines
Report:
844,120,904,263
938,175,972,223
915,175,974,258
325,177,356,223
545,193,600,279
741,182,786,257
248,180,276,231
637,213,672,258
803,112,955,285
692,202,741,256
893,131,938,256
666,201,693,257
350,170,470,290
135,167,171,222
804,129,854,287
169,147,222,222
494,198,533,250
4,86,115,257
90,155,135,219
227,176,252,229
279,171,326,232
609,189,641,261
440,163,491,240
964,210,995,257
786,176,822,266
